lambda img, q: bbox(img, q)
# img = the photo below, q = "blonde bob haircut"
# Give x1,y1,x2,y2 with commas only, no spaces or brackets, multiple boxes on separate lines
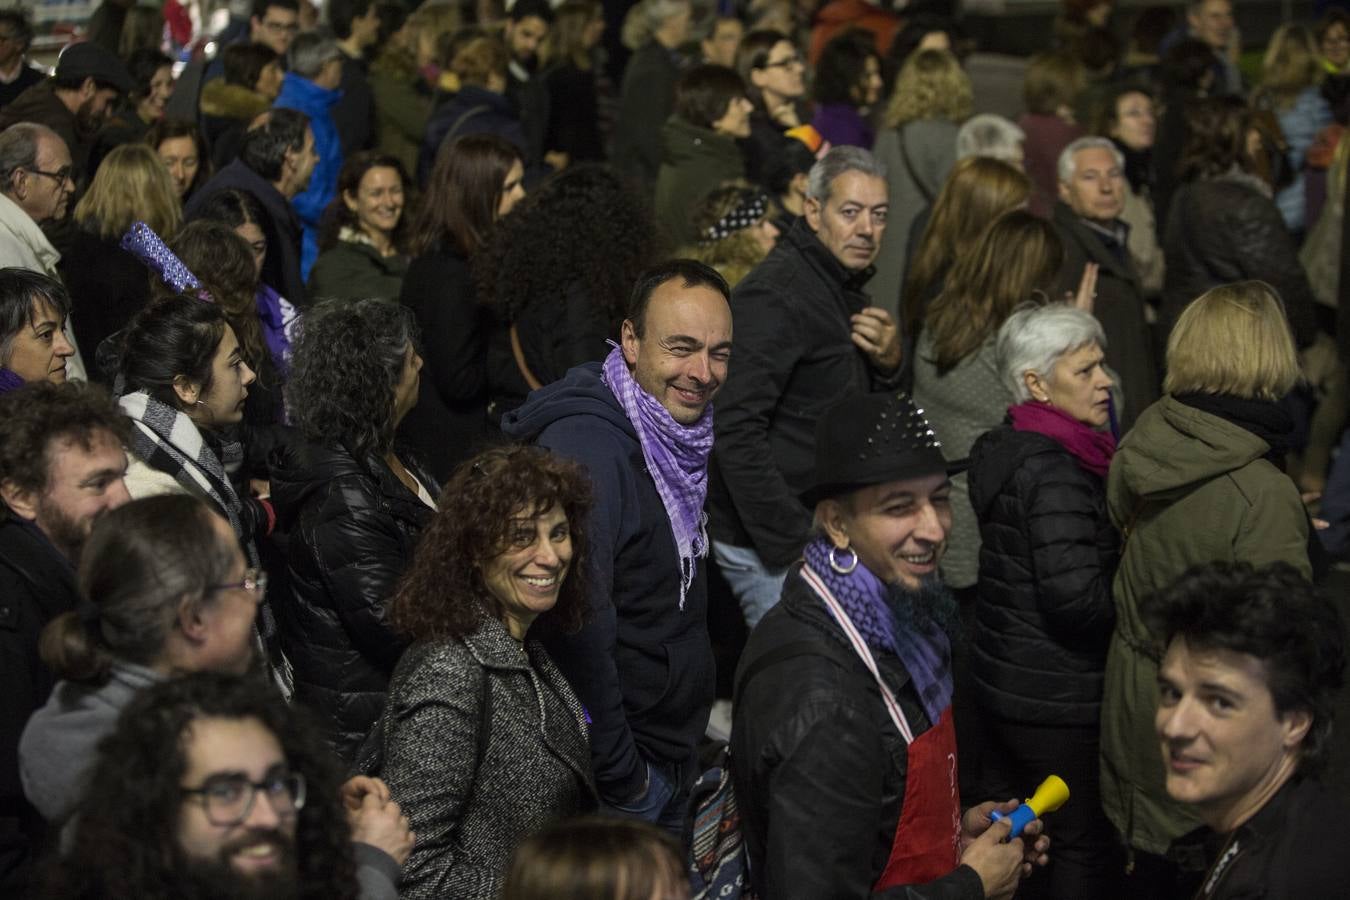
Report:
74,142,181,240
1164,281,1301,401
884,48,972,128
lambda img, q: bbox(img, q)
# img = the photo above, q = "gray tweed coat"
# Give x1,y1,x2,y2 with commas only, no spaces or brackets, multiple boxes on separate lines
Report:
368,615,596,899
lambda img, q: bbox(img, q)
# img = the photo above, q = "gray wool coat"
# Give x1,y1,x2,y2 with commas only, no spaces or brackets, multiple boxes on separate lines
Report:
367,614,596,899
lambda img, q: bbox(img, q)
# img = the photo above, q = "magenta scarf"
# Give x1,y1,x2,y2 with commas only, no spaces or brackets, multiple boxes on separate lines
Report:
1008,401,1116,477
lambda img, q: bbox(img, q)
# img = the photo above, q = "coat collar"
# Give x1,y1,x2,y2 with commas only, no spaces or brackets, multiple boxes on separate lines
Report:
782,216,876,294
1052,200,1140,288
0,190,60,273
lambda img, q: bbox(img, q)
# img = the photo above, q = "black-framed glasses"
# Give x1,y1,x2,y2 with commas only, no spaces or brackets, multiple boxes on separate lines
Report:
26,166,72,184
762,53,803,69
211,567,268,598
182,771,306,827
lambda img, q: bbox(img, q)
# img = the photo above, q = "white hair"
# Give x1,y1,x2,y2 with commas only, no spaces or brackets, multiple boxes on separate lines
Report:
806,145,887,203
955,114,1025,163
997,304,1107,402
1057,136,1125,184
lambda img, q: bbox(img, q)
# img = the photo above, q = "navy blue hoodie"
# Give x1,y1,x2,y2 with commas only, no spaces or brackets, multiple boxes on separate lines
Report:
502,363,715,801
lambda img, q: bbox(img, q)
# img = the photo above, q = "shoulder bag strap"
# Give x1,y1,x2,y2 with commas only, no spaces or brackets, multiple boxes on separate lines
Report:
509,323,545,391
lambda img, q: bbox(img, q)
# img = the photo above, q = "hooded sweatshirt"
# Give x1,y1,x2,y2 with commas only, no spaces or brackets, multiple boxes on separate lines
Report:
501,363,715,802
1100,395,1310,856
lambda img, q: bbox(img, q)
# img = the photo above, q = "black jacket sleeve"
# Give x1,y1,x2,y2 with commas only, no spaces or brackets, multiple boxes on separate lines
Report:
401,251,488,404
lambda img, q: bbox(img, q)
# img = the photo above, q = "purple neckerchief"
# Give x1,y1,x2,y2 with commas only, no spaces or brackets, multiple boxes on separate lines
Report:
802,537,953,726
601,345,713,610
0,368,24,393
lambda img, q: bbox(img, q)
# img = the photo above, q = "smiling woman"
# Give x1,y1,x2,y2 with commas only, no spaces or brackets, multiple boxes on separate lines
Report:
363,444,598,899
308,151,414,303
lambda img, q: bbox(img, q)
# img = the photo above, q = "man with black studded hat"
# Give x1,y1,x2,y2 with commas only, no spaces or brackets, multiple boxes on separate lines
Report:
730,391,1050,900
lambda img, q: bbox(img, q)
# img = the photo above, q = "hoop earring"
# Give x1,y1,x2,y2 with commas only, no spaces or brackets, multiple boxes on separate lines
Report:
828,545,858,575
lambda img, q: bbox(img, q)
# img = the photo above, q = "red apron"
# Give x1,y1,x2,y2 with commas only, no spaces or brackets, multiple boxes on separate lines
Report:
799,566,962,891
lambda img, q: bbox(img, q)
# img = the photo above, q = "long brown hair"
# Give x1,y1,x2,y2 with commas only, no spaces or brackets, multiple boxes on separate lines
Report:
902,157,1030,338
410,133,521,258
923,209,1063,372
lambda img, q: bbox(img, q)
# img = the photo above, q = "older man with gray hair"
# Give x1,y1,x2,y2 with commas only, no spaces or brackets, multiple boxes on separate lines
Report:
956,113,1026,168
709,145,903,627
274,29,343,278
0,123,84,380
1050,135,1157,431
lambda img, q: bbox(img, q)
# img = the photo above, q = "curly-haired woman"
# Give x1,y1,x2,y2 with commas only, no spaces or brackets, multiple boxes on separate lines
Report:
308,152,414,303
871,48,973,318
269,297,435,762
810,28,884,149
363,444,598,899
477,163,658,414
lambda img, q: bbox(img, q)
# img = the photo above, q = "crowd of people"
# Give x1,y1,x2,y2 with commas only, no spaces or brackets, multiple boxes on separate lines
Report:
0,0,1347,898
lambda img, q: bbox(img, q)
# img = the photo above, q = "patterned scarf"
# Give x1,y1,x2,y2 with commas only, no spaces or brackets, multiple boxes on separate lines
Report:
803,537,953,726
601,345,714,610
117,390,294,697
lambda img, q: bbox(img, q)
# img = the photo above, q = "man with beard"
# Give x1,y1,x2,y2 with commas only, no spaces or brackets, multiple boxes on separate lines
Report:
501,0,551,115
731,392,1049,900
0,41,132,181
0,379,129,893
709,145,904,629
39,671,387,899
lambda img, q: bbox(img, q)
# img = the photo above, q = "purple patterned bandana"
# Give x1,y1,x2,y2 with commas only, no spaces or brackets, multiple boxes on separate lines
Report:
602,345,714,610
121,221,207,298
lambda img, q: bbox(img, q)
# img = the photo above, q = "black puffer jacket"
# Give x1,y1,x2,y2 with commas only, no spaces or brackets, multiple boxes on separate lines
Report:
1161,172,1316,348
731,568,984,900
268,437,438,761
966,425,1118,726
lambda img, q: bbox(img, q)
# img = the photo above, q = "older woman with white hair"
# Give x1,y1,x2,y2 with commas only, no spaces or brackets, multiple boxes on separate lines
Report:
965,302,1123,900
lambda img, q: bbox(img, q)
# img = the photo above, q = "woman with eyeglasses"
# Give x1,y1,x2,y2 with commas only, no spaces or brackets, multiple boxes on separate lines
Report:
736,29,809,183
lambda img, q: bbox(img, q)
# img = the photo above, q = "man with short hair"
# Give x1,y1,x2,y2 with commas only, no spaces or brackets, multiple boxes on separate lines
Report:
503,260,733,830
1051,136,1158,430
1159,0,1241,96
502,0,552,111
0,380,129,893
0,11,42,111
186,108,317,307
328,0,381,155
251,0,303,58
39,671,411,900
0,42,132,178
709,145,902,627
274,31,344,278
1144,561,1349,898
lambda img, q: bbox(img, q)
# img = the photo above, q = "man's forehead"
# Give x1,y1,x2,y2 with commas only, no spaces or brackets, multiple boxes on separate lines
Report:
648,282,731,331
36,135,70,167
1073,149,1120,171
828,171,887,205
1164,637,1270,690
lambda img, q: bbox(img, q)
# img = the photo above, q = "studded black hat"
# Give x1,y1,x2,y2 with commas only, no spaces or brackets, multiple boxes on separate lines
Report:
801,392,965,507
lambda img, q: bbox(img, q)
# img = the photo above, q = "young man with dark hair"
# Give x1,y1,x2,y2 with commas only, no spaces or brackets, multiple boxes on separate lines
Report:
328,0,380,155
0,380,129,894
502,0,552,113
1143,561,1349,898
38,672,406,900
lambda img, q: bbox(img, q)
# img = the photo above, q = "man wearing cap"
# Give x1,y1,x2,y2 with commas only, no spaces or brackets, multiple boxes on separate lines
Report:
731,391,1048,900
0,41,132,179
708,144,903,629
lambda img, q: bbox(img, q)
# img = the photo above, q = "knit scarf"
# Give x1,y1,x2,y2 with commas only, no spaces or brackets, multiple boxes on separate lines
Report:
117,390,294,697
0,368,24,393
1174,392,1293,467
802,538,953,727
601,345,713,610
1009,401,1117,477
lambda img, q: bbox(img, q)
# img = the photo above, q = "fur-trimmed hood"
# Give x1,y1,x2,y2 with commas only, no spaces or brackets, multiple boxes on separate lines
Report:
199,79,272,120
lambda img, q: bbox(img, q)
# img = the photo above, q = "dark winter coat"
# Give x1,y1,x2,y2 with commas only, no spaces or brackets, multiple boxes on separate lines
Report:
185,158,308,308
268,437,438,762
1162,172,1316,348
0,519,77,895
732,567,984,900
539,63,603,162
198,79,272,170
307,237,408,303
502,365,716,802
0,65,44,112
59,227,152,386
418,85,527,187
708,218,902,567
0,81,88,177
332,51,376,156
653,115,745,246
612,41,682,187
1050,202,1159,431
966,424,1118,726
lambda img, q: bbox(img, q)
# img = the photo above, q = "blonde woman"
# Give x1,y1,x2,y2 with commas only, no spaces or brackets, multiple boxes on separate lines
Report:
870,48,972,319
61,143,181,384
683,184,781,287
1102,281,1310,890
1255,23,1333,232
371,0,462,177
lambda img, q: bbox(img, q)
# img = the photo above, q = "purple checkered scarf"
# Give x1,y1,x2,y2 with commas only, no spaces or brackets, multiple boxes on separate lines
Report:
602,346,713,610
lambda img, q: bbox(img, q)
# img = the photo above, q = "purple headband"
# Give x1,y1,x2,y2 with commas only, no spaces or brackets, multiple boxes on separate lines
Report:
120,221,212,301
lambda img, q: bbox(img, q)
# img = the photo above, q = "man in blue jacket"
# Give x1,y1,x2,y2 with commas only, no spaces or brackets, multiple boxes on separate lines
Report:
502,260,733,831
274,30,343,280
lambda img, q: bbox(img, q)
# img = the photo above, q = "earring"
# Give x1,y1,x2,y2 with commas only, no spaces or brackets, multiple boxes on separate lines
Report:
828,544,857,575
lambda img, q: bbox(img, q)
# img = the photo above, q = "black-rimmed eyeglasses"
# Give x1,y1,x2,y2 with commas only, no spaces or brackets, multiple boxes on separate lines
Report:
26,166,73,184
182,771,307,827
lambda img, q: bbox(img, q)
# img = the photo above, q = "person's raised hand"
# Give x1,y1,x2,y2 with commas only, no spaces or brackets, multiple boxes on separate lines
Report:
850,306,902,373
1070,262,1099,313
960,817,1025,900
347,791,415,866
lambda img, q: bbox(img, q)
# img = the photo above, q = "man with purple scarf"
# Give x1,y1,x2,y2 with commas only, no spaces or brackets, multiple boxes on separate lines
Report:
502,260,733,830
731,391,1049,900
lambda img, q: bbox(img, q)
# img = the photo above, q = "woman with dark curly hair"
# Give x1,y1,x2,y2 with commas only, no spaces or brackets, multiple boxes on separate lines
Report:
363,444,598,899
269,297,435,761
308,152,413,303
477,163,658,414
397,133,525,480
811,29,885,149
